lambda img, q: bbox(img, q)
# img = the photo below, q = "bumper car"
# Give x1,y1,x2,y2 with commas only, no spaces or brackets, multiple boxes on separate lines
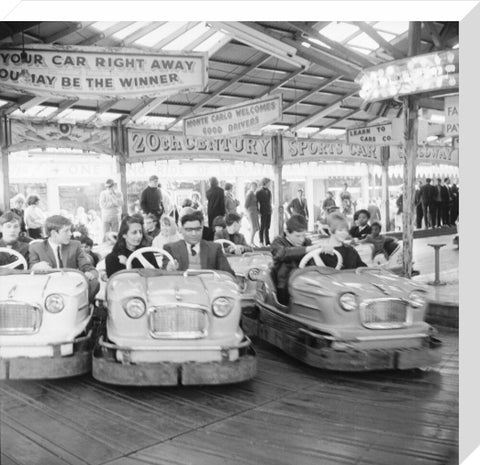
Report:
244,248,441,372
215,239,272,313
92,247,257,386
0,248,93,379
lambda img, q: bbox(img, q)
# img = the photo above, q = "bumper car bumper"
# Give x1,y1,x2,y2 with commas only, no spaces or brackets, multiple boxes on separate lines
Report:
92,336,257,386
0,331,92,380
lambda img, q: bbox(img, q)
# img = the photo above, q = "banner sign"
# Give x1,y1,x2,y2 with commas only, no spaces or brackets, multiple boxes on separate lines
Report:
0,44,208,100
444,95,459,137
346,122,398,146
390,145,459,166
356,49,459,102
9,119,114,154
183,95,282,138
127,130,274,164
283,138,383,164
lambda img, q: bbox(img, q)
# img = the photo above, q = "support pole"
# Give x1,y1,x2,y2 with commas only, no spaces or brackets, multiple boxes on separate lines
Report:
113,123,128,215
381,146,390,231
0,117,10,212
401,22,422,278
273,134,284,235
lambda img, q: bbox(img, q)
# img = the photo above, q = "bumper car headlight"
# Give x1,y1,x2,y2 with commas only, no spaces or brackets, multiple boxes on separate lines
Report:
339,292,358,312
408,290,427,308
212,297,234,317
248,268,260,281
123,298,146,319
45,294,65,313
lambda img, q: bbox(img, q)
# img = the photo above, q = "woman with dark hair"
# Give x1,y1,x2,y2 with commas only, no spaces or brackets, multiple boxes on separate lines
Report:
24,194,45,239
105,215,157,277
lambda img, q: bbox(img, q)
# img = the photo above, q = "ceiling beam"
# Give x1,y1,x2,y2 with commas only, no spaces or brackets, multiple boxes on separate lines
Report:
283,76,341,112
165,54,270,129
185,27,216,51
290,89,359,131
45,22,85,44
93,22,137,46
352,21,406,60
423,22,443,49
78,32,105,46
288,22,378,68
309,109,360,137
152,22,200,49
0,95,37,116
121,22,166,46
257,68,304,98
44,99,78,121
83,99,119,124
18,96,48,112
122,97,168,125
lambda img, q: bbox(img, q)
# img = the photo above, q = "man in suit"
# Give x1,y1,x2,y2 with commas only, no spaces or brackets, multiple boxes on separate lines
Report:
287,189,309,219
206,177,225,234
0,211,30,268
349,209,372,239
256,177,273,246
441,178,453,226
162,210,234,276
420,178,435,229
28,215,99,301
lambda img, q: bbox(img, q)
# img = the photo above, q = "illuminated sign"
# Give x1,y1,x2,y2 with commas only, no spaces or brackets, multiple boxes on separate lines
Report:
356,49,458,102
444,95,459,137
184,95,282,137
0,44,208,99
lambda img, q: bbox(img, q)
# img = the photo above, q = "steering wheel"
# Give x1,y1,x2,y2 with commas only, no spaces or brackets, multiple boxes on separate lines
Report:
126,247,175,270
0,247,28,270
214,239,236,252
299,248,343,269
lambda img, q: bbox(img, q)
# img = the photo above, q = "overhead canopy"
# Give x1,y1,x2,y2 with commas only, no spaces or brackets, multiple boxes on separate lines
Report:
0,21,458,142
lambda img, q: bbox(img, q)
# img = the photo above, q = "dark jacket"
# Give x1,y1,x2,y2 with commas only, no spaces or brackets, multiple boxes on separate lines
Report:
420,183,435,204
163,239,234,276
214,230,252,252
320,245,367,270
271,234,312,291
0,238,30,267
140,186,163,216
206,186,225,224
256,187,272,215
105,247,158,277
349,224,372,240
287,198,308,218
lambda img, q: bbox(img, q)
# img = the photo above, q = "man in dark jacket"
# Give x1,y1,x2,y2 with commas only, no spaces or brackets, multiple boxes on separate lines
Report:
0,211,30,267
287,189,309,219
256,177,273,246
140,175,164,218
271,215,323,305
420,178,435,229
349,209,371,239
206,177,225,232
441,178,452,226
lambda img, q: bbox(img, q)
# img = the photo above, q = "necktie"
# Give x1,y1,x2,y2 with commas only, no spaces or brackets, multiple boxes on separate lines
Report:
57,246,64,268
190,244,197,256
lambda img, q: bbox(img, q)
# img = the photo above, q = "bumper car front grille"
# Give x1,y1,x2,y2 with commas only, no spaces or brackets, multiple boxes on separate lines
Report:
149,305,209,339
0,302,42,334
360,299,410,329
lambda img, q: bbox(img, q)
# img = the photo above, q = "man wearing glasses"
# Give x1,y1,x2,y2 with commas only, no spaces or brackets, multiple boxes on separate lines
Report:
162,210,234,275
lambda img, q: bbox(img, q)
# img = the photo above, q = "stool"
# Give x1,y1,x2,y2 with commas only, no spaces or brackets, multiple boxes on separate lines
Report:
427,243,446,286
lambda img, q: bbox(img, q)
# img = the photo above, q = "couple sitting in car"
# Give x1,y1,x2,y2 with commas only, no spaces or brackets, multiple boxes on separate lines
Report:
0,212,100,302
105,210,234,278
271,213,366,305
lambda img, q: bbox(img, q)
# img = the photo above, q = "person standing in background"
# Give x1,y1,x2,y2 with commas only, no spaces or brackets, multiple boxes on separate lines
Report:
10,193,27,235
432,178,443,227
420,178,435,229
450,179,459,225
367,199,381,225
24,194,45,239
287,188,309,220
441,178,452,226
244,181,260,246
99,178,123,239
224,182,240,214
340,183,353,216
322,191,336,217
414,180,423,229
206,176,225,233
256,177,273,246
140,175,164,218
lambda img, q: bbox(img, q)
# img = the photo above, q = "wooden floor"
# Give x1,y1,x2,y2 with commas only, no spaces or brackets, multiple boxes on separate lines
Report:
0,329,458,465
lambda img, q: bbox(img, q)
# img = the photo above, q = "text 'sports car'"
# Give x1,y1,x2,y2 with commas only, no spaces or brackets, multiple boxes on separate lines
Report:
93,248,257,386
244,248,441,372
215,239,272,313
0,249,93,379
